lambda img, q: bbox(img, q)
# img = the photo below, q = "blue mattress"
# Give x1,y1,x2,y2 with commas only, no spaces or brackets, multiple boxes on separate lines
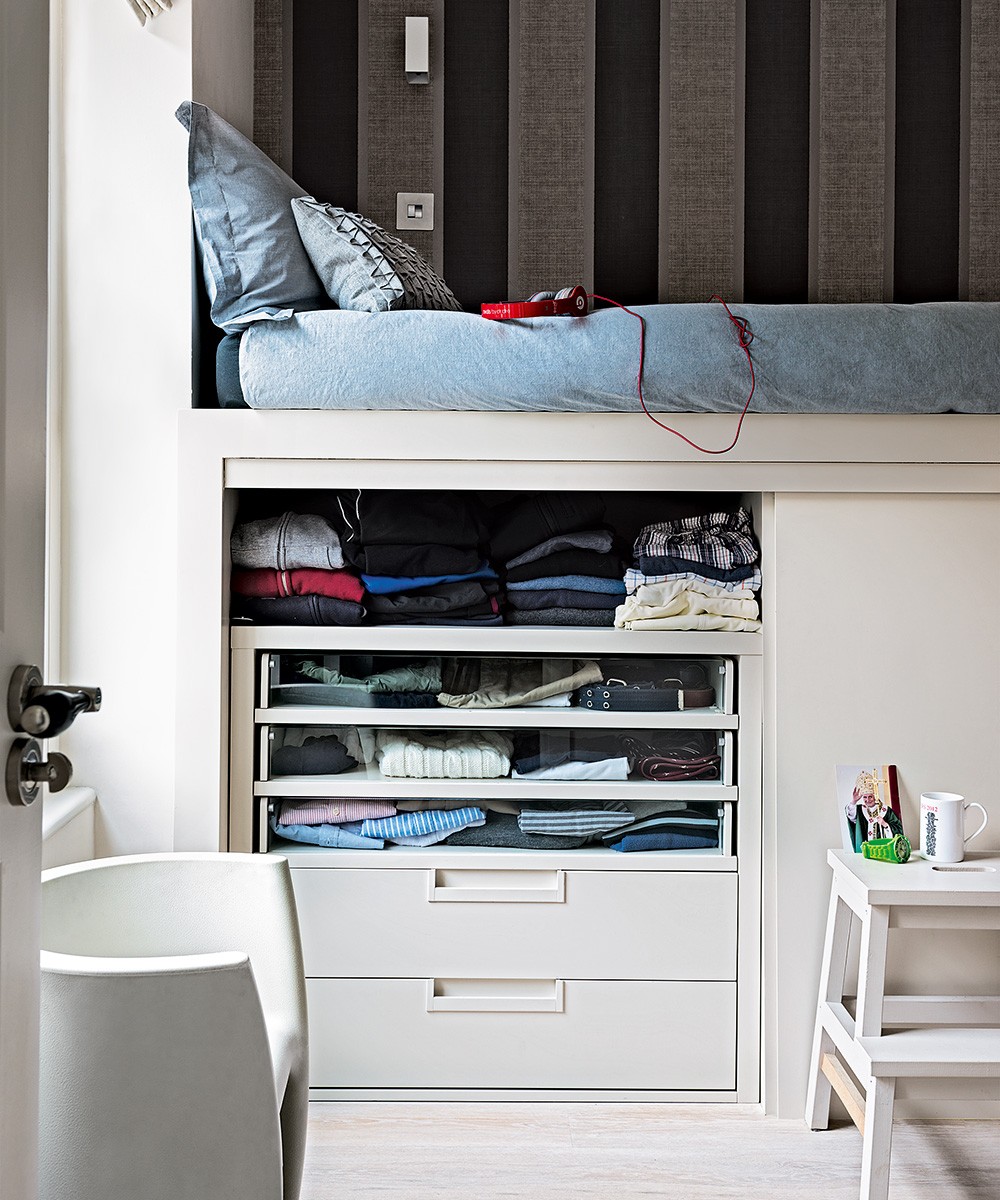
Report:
225,301,1000,414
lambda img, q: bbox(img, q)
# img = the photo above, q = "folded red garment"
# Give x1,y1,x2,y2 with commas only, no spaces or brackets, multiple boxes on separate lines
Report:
231,567,365,602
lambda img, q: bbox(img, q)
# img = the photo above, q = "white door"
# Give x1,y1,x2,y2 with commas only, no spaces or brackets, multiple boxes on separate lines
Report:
1,0,50,1194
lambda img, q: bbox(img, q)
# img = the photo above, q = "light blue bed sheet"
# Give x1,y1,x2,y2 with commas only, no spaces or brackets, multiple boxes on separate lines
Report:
237,301,1000,413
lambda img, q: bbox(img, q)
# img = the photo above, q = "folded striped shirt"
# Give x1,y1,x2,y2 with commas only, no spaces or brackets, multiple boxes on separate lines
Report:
277,798,397,826
360,806,485,840
633,508,759,570
518,804,634,836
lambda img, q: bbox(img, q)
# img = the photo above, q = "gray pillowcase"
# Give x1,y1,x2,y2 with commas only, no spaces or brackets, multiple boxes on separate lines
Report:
176,101,328,333
291,197,462,313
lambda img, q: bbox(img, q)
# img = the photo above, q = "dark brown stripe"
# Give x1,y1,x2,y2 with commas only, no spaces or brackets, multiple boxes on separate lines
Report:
367,0,436,261
593,0,660,305
292,0,359,207
253,0,287,167
443,1,509,310
894,0,962,301
667,1,738,302
816,1,887,302
969,0,1000,299
743,0,810,302
517,0,587,297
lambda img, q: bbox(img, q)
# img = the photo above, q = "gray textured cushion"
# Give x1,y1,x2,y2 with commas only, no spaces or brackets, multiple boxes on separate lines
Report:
176,101,327,333
291,197,462,313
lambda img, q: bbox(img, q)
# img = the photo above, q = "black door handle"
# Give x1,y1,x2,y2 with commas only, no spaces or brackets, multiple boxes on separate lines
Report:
7,665,101,739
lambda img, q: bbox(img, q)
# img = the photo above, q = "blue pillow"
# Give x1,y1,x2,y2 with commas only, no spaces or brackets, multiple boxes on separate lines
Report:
176,101,328,333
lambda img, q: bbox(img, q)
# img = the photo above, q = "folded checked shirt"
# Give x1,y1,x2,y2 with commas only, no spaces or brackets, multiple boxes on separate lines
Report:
518,803,634,836
504,548,624,583
615,613,763,632
375,729,513,779
269,813,384,850
636,555,759,583
624,566,762,595
506,574,626,595
632,507,759,570
512,757,630,781
436,658,602,709
360,806,485,840
505,528,615,569
361,562,498,594
277,798,396,825
231,567,365,602
616,584,760,622
231,512,345,571
505,588,622,610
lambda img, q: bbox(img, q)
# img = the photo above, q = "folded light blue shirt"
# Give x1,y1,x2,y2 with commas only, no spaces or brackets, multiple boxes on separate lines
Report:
270,814,384,850
360,806,485,840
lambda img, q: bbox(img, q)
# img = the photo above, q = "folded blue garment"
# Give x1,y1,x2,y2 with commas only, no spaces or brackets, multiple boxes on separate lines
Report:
360,806,485,839
609,831,718,852
361,563,498,594
269,814,384,850
505,574,626,594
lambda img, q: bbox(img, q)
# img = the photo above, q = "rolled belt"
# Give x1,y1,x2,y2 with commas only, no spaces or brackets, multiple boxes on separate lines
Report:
578,682,716,712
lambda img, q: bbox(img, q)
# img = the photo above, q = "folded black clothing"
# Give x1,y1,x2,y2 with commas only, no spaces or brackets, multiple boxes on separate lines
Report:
504,548,624,583
512,731,624,775
366,581,490,614
231,594,365,625
505,588,621,611
444,811,590,850
271,734,358,776
371,692,440,708
504,607,615,626
371,598,500,623
369,612,504,626
609,831,719,852
600,807,720,842
336,489,486,567
489,493,606,563
355,543,483,577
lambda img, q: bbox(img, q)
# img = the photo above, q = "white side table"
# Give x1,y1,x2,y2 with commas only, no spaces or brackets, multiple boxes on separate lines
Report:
805,848,1000,1200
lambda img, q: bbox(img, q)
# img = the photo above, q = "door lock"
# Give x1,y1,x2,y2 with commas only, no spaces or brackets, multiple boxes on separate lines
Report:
8,664,101,738
5,737,73,807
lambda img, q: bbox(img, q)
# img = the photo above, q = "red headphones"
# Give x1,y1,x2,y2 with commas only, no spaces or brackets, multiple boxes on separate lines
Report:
481,285,589,320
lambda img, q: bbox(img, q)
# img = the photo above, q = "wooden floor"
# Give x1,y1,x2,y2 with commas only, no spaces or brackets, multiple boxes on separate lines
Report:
302,1103,998,1199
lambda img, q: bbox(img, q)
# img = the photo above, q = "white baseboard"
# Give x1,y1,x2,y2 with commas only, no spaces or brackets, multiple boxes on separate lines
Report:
41,785,97,869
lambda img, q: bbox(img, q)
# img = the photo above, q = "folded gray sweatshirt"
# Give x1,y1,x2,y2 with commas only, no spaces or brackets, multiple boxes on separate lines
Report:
231,512,345,570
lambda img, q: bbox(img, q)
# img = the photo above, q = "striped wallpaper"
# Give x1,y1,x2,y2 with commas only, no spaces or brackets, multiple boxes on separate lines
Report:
254,0,999,310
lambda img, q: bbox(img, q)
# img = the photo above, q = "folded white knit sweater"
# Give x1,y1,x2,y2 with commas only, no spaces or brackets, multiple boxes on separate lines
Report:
375,729,513,779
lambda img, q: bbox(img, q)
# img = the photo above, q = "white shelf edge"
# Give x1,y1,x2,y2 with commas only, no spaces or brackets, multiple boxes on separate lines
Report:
255,705,738,730
231,624,763,656
256,776,738,802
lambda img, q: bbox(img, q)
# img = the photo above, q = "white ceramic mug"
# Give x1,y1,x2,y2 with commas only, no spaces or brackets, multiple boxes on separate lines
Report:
919,791,989,862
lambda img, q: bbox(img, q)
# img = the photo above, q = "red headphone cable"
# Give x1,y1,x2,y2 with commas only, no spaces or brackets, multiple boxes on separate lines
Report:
589,293,756,455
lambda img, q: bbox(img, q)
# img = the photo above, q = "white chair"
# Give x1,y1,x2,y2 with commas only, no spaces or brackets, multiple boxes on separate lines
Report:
39,853,308,1200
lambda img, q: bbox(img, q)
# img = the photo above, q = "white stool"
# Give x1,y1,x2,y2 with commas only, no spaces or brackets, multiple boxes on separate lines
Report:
805,848,1000,1200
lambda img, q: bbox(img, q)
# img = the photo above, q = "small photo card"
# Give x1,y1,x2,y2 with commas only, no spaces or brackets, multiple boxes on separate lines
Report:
835,764,902,852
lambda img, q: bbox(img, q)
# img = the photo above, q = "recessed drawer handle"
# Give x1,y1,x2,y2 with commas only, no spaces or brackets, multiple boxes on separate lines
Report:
426,979,565,1013
426,868,566,903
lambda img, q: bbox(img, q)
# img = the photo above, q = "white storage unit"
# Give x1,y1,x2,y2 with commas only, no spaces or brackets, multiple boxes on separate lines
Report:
229,622,762,1101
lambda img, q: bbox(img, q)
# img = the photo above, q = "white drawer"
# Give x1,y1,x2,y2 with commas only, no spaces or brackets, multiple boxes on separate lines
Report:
291,867,737,980
306,977,736,1090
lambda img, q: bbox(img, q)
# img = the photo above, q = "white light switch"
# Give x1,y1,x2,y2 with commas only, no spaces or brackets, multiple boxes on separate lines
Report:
396,192,434,231
405,16,429,84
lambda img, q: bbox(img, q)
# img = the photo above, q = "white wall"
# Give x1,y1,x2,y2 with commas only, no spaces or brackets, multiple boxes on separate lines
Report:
54,0,194,854
767,492,1000,1117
